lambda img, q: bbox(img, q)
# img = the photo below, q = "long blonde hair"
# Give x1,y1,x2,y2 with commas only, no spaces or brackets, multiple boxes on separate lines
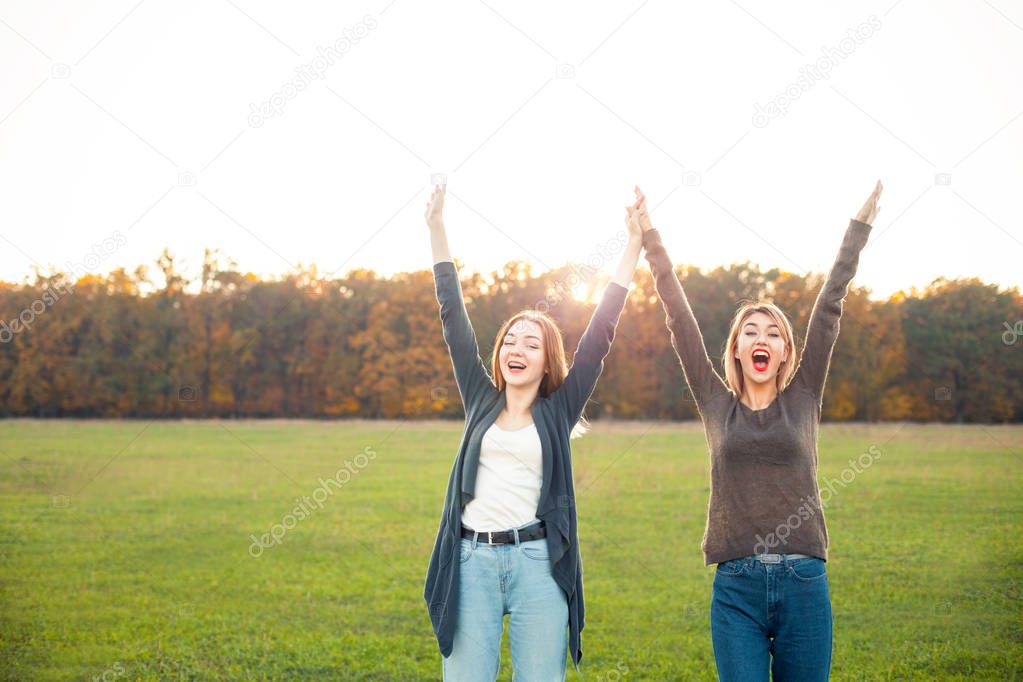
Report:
722,302,797,397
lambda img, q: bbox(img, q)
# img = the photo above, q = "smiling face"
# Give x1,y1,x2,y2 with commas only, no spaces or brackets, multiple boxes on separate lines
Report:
498,318,548,389
733,311,790,389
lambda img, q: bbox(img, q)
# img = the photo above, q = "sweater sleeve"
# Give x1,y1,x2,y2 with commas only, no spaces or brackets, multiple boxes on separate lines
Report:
433,261,494,408
641,228,730,411
551,281,629,425
791,219,872,403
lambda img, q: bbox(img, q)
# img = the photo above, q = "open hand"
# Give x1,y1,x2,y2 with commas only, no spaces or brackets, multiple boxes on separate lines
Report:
633,186,654,232
625,204,642,241
855,180,883,225
425,184,446,230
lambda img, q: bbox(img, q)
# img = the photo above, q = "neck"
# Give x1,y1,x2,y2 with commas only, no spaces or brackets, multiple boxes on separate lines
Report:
741,379,778,409
504,382,538,416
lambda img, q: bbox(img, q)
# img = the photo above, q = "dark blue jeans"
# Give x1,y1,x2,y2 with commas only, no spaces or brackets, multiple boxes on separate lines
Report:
710,555,832,681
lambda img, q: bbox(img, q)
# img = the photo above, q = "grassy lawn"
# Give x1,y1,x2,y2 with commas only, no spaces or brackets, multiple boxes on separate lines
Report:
0,420,1020,680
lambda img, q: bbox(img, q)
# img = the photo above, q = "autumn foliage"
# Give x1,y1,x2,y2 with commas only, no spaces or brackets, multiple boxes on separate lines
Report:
1,249,1020,422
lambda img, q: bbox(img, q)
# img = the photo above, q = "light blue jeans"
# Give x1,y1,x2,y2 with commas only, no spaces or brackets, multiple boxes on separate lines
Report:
442,527,569,681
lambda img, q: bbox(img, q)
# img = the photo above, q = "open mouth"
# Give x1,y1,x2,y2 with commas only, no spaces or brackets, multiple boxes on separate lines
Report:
752,349,770,372
507,360,527,374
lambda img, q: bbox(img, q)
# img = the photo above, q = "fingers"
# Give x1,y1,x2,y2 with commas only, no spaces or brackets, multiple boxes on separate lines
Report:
637,202,649,224
869,180,882,220
633,185,647,210
425,185,446,222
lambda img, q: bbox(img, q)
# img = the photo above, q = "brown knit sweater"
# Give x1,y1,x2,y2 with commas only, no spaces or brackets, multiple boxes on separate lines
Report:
641,219,872,565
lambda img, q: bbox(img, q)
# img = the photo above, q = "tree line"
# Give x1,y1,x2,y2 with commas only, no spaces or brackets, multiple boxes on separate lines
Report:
1,248,1020,422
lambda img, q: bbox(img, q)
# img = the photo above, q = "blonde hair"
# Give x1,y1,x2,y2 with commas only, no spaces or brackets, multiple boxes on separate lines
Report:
722,302,798,397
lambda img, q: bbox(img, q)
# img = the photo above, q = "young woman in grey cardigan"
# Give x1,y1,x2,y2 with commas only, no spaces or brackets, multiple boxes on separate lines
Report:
422,184,642,680
634,182,883,682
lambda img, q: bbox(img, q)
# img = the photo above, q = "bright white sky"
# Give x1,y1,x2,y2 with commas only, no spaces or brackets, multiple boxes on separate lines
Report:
1,0,1021,300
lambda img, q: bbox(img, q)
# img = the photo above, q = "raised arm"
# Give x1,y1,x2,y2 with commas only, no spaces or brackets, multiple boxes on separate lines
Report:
426,185,494,407
635,186,730,411
550,201,641,424
791,181,882,404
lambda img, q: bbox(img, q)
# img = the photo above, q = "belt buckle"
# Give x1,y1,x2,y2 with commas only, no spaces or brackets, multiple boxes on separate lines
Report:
487,531,495,546
757,553,782,564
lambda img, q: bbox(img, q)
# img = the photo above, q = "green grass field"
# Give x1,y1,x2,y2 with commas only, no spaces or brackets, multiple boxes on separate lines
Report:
0,420,1020,680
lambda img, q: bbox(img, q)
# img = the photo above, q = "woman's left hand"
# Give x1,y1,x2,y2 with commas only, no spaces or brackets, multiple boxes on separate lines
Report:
855,180,883,225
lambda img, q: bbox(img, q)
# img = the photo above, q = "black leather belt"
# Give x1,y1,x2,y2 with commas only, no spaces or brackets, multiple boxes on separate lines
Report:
461,521,546,545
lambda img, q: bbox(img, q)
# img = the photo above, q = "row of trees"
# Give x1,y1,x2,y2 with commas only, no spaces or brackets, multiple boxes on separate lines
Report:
1,248,1020,422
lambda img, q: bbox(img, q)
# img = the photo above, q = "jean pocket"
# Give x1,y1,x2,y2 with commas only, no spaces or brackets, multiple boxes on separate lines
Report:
521,541,549,562
715,558,748,577
787,557,826,582
459,539,474,564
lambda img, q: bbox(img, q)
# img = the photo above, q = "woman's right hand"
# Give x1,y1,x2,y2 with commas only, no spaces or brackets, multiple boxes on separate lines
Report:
633,186,655,232
625,201,643,243
425,184,446,230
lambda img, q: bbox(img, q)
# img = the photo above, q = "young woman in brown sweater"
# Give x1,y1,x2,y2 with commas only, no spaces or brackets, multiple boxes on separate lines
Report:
632,181,883,681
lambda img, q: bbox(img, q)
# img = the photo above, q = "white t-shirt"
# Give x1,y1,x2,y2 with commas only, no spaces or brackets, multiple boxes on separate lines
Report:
461,422,543,532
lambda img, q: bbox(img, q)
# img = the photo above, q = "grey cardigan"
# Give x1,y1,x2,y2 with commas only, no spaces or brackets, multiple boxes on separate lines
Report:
423,260,628,668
